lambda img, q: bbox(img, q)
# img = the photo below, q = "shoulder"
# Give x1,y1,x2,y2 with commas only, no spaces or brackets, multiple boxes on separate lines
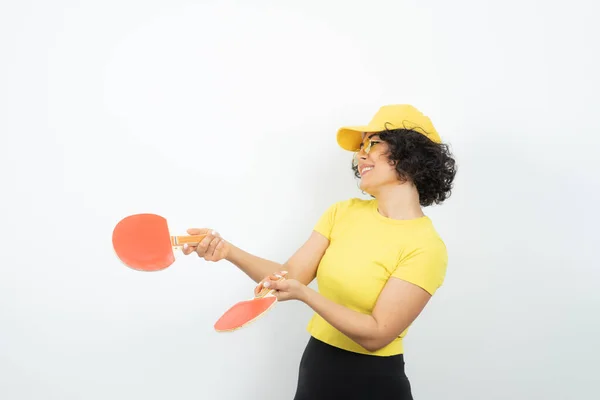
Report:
393,234,448,295
405,220,448,262
313,198,372,239
396,218,448,272
324,197,374,216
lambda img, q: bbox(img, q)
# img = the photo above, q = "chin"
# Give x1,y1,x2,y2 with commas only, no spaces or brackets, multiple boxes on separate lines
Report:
359,180,376,196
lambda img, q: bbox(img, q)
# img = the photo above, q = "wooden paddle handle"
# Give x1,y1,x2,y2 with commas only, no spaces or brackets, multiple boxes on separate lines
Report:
255,274,286,298
170,234,207,246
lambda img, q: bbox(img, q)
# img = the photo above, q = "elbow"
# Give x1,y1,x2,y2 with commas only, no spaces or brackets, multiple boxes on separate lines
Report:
357,318,409,353
361,342,382,353
360,336,395,353
360,327,407,353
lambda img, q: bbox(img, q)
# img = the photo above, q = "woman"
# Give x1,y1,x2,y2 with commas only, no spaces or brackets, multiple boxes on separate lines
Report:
183,104,457,399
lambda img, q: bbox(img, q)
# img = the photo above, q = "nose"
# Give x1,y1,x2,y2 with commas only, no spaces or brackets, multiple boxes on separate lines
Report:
353,151,367,167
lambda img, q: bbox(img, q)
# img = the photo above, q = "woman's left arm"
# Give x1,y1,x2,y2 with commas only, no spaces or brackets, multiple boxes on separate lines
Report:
301,278,431,352
265,275,432,352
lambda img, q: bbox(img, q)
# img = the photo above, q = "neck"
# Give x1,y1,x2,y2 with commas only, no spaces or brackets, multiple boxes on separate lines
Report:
371,182,424,220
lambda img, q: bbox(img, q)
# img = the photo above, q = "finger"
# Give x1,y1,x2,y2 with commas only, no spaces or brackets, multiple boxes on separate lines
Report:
182,243,194,255
196,234,214,257
207,231,224,260
205,237,222,261
273,291,289,302
186,228,211,235
184,228,210,256
214,240,226,258
254,277,270,295
267,278,289,292
262,274,281,287
254,274,277,295
270,280,285,291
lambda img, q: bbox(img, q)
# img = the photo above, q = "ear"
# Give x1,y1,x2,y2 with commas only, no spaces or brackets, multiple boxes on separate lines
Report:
392,166,409,184
387,158,399,167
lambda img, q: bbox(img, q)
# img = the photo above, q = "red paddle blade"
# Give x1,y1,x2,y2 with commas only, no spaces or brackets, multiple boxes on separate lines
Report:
214,296,277,332
112,213,175,272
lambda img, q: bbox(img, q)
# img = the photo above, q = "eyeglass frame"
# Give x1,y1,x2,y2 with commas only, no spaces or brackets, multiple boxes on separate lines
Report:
352,136,382,166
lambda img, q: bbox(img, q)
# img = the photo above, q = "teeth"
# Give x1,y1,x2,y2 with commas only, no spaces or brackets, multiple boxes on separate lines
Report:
362,167,373,174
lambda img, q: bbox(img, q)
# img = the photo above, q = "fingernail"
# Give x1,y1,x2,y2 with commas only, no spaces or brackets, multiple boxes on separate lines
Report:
183,244,188,250
264,281,270,288
211,230,217,235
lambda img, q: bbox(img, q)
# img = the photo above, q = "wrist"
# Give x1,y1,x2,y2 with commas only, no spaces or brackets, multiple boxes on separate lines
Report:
298,284,313,303
224,243,239,262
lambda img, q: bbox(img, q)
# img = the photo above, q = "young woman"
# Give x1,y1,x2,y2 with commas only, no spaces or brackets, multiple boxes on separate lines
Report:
182,104,457,399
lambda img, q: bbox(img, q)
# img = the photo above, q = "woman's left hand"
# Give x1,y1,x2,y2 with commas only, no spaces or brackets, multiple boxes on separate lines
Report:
255,271,308,302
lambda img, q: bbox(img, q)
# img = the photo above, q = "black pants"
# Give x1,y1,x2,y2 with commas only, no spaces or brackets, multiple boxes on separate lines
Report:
293,337,413,400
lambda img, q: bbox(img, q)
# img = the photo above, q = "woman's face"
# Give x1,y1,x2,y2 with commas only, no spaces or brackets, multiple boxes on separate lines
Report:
354,133,400,194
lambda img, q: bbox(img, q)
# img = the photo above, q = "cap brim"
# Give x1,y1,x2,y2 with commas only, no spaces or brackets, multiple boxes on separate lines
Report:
336,125,381,152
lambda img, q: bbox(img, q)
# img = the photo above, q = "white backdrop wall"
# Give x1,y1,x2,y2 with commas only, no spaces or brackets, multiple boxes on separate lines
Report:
1,1,599,399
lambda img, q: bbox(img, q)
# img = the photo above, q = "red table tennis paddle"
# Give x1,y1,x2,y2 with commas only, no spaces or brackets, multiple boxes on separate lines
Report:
214,275,286,332
112,213,207,271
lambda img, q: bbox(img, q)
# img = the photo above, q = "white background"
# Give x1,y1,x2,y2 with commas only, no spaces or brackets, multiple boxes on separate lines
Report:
1,0,599,399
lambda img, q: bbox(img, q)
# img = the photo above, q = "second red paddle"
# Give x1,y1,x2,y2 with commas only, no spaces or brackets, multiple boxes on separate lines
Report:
214,275,286,332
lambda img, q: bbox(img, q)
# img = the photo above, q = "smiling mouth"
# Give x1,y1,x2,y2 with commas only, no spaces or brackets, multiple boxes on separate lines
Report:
360,165,374,176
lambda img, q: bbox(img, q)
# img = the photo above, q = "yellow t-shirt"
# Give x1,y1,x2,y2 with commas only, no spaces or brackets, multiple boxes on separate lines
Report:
306,197,448,356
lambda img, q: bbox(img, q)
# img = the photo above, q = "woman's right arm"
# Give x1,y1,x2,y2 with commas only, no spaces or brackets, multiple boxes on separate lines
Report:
183,228,329,285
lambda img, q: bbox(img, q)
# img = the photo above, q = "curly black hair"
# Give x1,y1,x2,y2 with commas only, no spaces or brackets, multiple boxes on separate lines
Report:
352,128,457,207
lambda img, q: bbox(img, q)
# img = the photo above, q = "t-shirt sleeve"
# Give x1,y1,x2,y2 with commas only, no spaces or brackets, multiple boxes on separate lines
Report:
313,201,339,240
391,239,448,295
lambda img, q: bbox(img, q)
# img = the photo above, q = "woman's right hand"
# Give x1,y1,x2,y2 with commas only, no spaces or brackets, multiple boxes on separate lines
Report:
182,228,230,262
254,271,288,296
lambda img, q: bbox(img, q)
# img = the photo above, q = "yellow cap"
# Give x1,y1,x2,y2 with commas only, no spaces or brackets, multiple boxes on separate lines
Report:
336,104,441,151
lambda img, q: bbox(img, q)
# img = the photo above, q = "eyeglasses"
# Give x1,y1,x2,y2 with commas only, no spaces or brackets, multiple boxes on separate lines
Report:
352,139,381,166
